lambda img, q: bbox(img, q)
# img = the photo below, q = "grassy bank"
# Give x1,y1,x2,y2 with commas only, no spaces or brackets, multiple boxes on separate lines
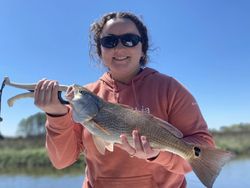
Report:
0,127,249,174
212,130,250,157
0,136,85,175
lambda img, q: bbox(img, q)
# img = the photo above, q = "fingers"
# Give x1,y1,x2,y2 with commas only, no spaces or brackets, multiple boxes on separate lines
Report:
133,131,153,156
65,85,74,101
118,130,160,160
141,136,152,154
44,81,56,104
34,79,68,115
141,136,160,159
34,78,47,107
51,81,60,103
35,79,58,107
120,134,136,156
132,130,143,152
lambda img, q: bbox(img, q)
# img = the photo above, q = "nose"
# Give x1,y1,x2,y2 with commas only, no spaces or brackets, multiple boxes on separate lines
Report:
114,39,125,50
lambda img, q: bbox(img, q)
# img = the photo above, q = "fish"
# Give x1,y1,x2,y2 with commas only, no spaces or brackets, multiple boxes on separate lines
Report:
3,77,233,188
70,86,233,188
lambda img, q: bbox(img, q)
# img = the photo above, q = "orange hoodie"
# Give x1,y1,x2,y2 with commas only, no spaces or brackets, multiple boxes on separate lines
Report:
45,67,214,188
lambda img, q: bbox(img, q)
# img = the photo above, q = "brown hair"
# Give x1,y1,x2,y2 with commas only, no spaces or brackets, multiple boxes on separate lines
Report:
89,12,149,66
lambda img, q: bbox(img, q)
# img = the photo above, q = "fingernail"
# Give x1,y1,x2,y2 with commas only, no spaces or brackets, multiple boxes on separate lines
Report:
133,130,138,135
120,134,125,139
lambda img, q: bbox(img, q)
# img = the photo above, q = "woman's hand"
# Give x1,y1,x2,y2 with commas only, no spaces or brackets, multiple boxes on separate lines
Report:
116,130,160,160
34,79,73,116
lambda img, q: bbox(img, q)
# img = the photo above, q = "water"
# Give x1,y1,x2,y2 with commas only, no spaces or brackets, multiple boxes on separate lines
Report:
0,175,84,188
0,159,249,188
186,158,250,187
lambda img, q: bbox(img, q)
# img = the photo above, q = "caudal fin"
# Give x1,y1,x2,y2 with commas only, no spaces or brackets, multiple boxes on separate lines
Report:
189,146,234,188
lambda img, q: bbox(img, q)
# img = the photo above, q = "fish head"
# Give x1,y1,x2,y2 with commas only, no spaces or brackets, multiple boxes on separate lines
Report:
69,86,101,123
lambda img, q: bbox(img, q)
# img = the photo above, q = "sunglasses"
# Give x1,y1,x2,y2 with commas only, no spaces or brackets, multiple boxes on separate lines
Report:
100,33,142,48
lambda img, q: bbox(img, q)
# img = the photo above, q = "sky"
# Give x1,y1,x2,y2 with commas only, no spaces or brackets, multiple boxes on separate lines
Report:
0,0,249,137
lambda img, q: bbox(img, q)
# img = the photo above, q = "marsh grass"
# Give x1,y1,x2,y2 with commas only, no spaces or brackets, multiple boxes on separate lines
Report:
0,136,85,175
0,126,249,175
212,131,250,157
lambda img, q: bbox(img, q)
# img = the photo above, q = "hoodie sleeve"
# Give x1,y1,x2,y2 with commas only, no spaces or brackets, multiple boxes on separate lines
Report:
147,77,215,175
45,105,84,169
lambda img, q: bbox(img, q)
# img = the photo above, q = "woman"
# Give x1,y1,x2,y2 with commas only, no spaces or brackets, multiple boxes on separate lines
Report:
34,12,214,188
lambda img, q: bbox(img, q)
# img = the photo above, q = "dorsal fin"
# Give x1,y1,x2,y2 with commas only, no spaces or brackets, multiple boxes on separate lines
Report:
117,103,134,109
140,112,183,138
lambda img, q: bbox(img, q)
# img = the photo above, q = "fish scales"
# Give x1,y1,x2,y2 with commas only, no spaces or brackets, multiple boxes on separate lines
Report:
70,88,233,188
91,101,191,157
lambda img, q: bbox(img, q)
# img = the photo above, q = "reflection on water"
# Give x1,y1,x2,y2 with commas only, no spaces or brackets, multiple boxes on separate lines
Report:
0,159,249,188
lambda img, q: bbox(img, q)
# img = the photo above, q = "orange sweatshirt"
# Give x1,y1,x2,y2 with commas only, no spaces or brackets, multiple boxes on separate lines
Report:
45,67,215,188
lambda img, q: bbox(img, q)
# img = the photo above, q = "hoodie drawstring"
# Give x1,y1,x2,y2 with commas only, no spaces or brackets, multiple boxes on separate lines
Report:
112,79,119,103
132,79,140,109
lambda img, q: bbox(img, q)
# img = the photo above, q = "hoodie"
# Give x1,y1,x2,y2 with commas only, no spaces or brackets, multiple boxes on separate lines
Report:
45,67,215,188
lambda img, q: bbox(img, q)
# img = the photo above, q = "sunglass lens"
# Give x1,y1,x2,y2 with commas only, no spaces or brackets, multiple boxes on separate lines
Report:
100,34,142,48
121,34,141,47
100,36,118,48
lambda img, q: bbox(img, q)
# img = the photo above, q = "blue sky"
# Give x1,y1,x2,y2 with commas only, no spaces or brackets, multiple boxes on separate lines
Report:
0,0,249,137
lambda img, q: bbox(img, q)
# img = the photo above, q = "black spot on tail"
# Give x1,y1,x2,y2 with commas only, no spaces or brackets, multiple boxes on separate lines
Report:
194,146,201,157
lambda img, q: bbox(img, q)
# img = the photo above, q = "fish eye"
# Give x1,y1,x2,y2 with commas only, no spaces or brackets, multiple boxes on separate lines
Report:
79,90,85,94
79,90,89,96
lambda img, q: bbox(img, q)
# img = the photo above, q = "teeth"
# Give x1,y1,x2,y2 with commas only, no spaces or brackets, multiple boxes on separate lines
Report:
113,56,128,61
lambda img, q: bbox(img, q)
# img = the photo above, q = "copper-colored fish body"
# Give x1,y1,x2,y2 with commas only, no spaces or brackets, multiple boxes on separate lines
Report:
71,87,233,188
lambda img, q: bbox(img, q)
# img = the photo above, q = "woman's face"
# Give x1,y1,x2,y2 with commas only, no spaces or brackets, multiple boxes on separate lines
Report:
100,18,144,83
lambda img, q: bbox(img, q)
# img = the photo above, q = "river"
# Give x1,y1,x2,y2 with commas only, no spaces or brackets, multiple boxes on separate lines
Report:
0,159,249,188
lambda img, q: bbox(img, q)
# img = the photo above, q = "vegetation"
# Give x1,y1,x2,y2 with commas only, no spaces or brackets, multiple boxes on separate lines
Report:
0,112,249,175
16,112,46,137
211,123,250,157
0,136,85,175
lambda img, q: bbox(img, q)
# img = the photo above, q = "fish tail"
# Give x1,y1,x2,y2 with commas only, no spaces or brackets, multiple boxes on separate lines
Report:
188,146,234,188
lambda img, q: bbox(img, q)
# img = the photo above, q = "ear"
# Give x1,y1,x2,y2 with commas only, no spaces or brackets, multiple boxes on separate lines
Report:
141,49,146,59
139,55,146,65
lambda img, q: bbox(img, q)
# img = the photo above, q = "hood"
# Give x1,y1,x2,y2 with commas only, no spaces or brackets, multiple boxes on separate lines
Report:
98,67,158,108
99,67,158,92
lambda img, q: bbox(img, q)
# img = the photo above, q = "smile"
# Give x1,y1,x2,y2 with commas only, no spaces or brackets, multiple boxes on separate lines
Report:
113,56,129,61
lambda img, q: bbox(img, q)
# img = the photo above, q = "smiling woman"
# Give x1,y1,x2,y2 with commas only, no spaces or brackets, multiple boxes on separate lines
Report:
32,11,219,188
96,17,145,83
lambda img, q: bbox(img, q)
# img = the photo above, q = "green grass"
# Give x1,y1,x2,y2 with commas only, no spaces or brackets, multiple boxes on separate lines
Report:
0,148,51,168
0,137,85,175
0,128,249,175
212,131,250,156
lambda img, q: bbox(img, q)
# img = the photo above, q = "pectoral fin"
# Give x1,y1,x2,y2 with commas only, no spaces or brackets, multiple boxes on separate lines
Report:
92,135,106,155
92,135,114,155
105,143,114,152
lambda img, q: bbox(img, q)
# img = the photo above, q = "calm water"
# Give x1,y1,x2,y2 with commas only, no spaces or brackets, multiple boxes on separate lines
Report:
0,159,249,188
186,158,250,187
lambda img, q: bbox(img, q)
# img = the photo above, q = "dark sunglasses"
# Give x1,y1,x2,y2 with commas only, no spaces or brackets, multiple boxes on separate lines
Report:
100,33,142,48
